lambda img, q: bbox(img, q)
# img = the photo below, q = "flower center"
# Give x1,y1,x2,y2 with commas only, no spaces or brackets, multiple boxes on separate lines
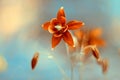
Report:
55,25,62,31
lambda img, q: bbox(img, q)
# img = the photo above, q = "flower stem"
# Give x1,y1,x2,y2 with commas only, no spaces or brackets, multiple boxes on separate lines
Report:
104,74,107,80
47,53,69,80
71,63,74,80
65,43,74,80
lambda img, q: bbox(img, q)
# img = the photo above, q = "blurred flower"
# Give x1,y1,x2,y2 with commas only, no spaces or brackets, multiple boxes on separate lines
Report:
31,52,39,70
87,28,105,47
42,7,84,49
72,27,109,74
0,56,8,72
74,28,105,54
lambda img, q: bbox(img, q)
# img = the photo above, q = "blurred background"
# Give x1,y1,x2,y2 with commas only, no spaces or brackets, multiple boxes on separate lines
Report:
0,0,120,80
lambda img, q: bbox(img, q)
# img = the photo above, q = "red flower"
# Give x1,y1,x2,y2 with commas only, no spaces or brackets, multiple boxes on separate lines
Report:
42,7,84,49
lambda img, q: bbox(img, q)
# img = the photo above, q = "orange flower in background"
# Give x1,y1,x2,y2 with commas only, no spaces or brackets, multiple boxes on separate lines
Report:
42,7,84,49
75,28,105,47
86,28,106,56
87,28,105,47
74,28,105,54
74,28,106,62
74,28,109,73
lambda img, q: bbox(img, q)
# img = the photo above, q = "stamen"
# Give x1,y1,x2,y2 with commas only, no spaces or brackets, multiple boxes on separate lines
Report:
55,25,62,31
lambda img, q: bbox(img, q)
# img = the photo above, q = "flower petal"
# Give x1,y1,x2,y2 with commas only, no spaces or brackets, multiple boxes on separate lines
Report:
94,39,106,47
74,30,84,40
59,16,66,25
31,52,39,70
48,18,59,33
101,59,108,74
90,28,102,38
57,7,65,19
52,35,62,49
42,21,50,30
53,32,63,37
92,47,100,59
67,20,84,30
63,31,74,47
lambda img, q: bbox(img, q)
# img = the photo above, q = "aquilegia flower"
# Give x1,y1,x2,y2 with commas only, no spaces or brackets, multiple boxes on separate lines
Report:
74,28,108,74
74,28,105,48
42,7,84,49
74,28,106,60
